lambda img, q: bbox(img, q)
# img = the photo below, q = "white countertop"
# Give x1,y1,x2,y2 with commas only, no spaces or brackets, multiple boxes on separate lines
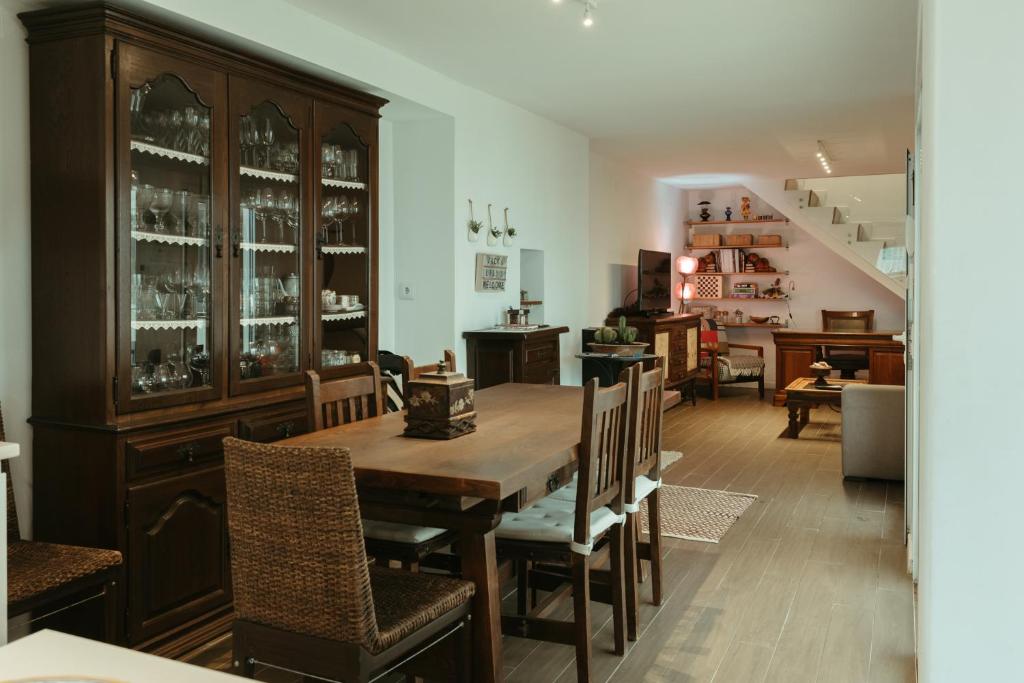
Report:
0,441,19,460
0,630,242,681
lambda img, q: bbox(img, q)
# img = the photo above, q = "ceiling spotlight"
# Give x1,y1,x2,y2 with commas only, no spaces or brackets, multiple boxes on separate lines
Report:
552,0,562,3
582,3,594,26
817,140,833,174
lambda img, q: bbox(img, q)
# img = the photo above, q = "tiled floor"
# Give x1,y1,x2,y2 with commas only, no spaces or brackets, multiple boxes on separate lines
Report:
193,388,916,682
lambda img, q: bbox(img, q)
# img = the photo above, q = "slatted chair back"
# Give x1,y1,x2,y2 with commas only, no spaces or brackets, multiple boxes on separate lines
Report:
1,402,20,543
400,350,457,400
573,377,631,549
305,363,384,432
821,309,875,333
222,437,382,651
620,364,665,502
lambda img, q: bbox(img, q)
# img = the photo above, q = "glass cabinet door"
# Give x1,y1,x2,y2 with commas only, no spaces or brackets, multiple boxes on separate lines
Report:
313,102,377,376
117,46,227,411
229,78,311,395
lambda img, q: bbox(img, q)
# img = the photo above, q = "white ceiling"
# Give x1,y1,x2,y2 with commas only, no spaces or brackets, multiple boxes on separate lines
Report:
286,0,917,180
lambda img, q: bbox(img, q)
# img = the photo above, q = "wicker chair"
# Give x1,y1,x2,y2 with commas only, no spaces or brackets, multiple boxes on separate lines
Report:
304,366,458,571
222,438,474,682
2,404,122,642
495,377,630,682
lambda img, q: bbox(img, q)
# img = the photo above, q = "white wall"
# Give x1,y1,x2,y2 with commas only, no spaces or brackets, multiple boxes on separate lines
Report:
588,153,686,326
685,186,905,388
376,119,395,352
917,1,1024,680
0,0,33,537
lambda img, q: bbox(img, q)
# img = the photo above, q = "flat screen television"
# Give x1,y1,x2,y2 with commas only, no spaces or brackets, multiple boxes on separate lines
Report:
637,249,672,313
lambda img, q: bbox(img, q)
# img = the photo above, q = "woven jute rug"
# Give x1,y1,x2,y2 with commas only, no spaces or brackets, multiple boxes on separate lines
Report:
640,485,757,544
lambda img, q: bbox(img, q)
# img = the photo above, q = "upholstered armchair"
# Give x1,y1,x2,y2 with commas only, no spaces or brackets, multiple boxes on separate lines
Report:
699,319,766,400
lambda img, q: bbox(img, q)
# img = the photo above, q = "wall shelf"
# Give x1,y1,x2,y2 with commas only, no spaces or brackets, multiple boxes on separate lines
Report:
686,219,788,226
687,244,786,250
720,322,785,328
692,297,790,302
695,271,788,277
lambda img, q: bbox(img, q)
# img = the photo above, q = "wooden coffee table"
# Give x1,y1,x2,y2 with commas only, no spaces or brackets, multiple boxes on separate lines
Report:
783,377,866,438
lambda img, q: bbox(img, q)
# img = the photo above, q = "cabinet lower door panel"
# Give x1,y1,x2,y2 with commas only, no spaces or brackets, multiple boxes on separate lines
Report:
127,467,231,644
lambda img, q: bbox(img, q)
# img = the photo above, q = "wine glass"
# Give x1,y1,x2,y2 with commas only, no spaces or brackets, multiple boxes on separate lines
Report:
322,144,335,179
261,119,275,168
260,187,276,243
276,190,295,244
347,197,360,245
149,188,173,233
334,196,349,245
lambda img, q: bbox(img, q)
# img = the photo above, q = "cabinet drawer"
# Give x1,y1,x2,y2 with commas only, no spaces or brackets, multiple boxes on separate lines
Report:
524,362,560,385
126,421,236,480
238,408,308,443
525,341,558,366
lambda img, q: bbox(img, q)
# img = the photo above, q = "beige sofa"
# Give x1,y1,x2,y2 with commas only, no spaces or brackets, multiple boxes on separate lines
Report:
841,384,905,481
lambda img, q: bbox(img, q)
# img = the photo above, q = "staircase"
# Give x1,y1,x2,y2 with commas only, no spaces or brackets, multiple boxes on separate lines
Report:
742,176,908,300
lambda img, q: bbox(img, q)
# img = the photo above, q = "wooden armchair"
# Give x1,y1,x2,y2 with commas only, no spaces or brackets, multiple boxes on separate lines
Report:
821,309,875,379
400,350,457,400
3,403,123,642
698,320,765,400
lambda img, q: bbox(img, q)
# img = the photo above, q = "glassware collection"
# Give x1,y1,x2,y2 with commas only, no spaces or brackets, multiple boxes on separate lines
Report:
124,83,371,398
240,115,300,173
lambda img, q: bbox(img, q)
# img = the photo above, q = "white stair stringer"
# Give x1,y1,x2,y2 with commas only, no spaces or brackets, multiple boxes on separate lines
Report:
740,176,906,300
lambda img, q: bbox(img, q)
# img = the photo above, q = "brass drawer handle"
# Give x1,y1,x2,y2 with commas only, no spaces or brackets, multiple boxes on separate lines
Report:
176,442,201,463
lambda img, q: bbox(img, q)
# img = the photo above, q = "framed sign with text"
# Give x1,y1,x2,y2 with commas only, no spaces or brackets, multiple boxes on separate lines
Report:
475,253,508,292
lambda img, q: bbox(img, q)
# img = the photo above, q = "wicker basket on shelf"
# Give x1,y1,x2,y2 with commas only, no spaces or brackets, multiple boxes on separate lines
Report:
724,234,754,247
756,234,783,246
691,233,721,247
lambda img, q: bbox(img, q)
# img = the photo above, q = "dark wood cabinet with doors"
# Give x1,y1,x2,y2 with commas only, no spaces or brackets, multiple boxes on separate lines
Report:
19,4,385,656
607,313,701,403
462,327,569,389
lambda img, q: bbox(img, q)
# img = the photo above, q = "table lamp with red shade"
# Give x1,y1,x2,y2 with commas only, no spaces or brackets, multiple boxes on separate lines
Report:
675,255,699,313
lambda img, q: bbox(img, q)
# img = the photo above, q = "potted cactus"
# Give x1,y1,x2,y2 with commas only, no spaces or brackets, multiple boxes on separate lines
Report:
587,316,650,356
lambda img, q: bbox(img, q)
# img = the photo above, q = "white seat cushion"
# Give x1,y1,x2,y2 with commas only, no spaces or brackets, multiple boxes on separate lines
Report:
549,473,661,509
495,496,624,555
362,520,449,544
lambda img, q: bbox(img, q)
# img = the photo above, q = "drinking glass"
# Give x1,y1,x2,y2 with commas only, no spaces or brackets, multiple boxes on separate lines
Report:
170,190,190,235
261,119,275,168
168,110,184,150
149,188,173,233
346,150,359,181
189,194,210,238
182,106,199,155
198,113,211,157
322,144,335,179
138,184,155,231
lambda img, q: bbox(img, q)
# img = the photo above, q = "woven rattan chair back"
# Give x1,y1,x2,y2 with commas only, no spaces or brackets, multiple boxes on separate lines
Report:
573,377,630,547
305,362,384,431
222,437,381,651
400,350,457,401
1,402,20,543
620,364,665,503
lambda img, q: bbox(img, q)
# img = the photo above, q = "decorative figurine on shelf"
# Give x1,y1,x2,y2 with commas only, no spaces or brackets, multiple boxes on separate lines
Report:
698,200,712,222
725,206,733,221
763,278,785,299
403,360,477,440
740,196,752,221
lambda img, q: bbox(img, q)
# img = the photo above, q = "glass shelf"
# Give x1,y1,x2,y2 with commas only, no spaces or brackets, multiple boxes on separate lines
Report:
132,318,209,331
322,178,367,190
320,245,366,255
131,140,209,166
240,316,298,327
240,166,297,183
239,241,296,254
321,310,366,322
132,230,209,247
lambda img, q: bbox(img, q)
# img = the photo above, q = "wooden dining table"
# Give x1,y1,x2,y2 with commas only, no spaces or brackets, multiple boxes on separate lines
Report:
281,382,585,683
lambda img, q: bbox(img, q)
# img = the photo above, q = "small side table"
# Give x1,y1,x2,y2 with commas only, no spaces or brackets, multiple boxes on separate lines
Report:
1,440,21,646
782,377,865,438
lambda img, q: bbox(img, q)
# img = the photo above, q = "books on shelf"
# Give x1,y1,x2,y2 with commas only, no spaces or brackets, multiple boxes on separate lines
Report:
730,282,759,299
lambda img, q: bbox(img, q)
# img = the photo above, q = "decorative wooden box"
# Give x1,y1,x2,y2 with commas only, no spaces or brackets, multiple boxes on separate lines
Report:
724,233,754,246
403,363,477,439
756,234,783,246
691,233,721,247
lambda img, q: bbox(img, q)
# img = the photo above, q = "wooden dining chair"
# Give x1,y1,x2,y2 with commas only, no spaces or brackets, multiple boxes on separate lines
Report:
304,365,457,571
400,350,457,400
494,377,630,681
2,403,123,642
620,364,666,641
222,437,475,683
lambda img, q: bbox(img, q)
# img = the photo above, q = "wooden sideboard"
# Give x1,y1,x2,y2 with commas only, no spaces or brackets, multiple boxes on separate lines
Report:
20,4,385,655
771,329,905,406
606,313,701,403
463,326,569,389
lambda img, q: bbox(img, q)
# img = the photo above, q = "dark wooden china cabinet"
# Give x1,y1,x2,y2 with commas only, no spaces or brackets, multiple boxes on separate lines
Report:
20,4,385,656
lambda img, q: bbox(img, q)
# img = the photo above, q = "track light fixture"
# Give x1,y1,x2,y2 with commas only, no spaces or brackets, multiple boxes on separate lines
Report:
552,0,597,28
817,140,833,174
